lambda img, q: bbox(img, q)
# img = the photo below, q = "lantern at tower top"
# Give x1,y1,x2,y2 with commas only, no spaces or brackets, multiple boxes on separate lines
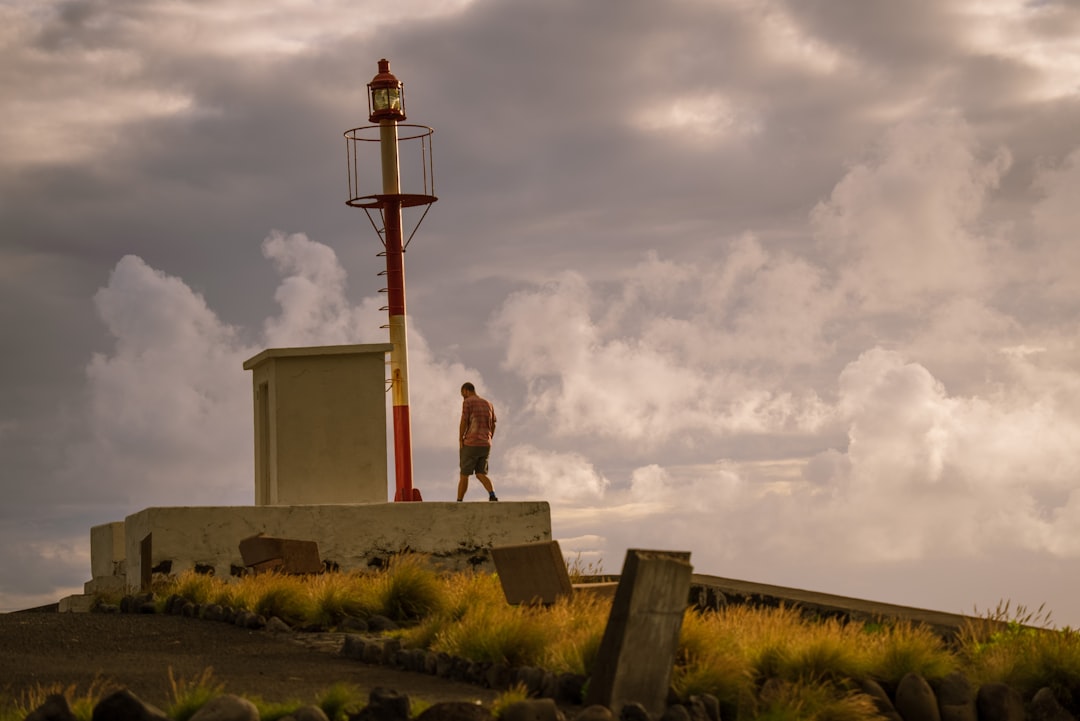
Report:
368,58,406,122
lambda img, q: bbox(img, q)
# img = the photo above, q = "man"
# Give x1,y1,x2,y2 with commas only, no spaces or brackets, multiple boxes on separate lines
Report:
458,382,499,502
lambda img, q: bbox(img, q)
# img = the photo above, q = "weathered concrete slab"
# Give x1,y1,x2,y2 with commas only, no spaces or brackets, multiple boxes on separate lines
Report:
58,594,94,613
491,540,620,605
689,573,1000,640
123,501,552,587
491,540,574,604
239,534,322,574
91,522,125,578
586,549,693,716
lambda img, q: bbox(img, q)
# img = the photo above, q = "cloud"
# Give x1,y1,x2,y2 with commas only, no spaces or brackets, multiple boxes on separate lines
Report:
262,230,383,347
62,254,256,507
502,444,610,504
56,232,483,513
1030,148,1080,304
491,245,834,451
812,115,1011,310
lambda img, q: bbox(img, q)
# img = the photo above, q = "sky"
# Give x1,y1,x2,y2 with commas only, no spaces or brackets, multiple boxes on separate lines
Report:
2,0,1080,624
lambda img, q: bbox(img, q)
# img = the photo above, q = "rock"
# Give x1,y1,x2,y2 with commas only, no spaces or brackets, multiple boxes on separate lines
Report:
658,705,690,721
291,706,331,721
688,695,720,721
381,638,402,665
976,683,1025,721
499,699,565,721
341,635,367,660
25,694,77,721
265,617,292,633
573,706,615,721
435,652,454,678
541,671,559,699
618,703,651,721
202,605,227,623
348,687,410,721
449,657,472,683
1030,688,1077,721
363,641,385,665
515,667,546,696
860,679,902,721
932,673,973,707
554,673,588,706
933,673,976,721
414,702,495,721
367,615,399,632
339,616,369,632
895,673,940,721
91,689,169,721
188,695,259,721
486,662,511,690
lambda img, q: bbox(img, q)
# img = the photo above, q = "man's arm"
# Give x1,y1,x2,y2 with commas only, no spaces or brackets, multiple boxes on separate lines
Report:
459,410,467,447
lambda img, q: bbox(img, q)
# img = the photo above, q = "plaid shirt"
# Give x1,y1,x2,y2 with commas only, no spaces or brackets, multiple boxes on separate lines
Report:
461,395,496,447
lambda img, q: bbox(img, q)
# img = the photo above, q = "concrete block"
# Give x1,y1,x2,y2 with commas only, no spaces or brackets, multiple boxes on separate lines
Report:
58,594,95,613
572,581,619,599
91,522,125,578
239,534,322,574
585,549,693,716
124,501,552,586
85,575,129,594
491,540,573,604
243,344,393,506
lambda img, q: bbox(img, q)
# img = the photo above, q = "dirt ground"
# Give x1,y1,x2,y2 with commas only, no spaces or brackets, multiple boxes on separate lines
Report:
0,611,499,710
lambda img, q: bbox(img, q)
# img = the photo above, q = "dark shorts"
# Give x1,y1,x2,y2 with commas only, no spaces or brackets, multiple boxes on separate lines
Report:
459,445,490,476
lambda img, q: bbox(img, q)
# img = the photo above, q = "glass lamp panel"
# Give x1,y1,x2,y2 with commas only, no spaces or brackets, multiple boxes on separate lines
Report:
372,88,391,111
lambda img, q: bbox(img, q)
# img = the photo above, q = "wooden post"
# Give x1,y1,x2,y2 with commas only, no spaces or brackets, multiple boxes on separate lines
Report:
585,549,692,716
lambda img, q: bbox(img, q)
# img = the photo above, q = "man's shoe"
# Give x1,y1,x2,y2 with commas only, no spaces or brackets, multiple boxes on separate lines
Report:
489,494,499,502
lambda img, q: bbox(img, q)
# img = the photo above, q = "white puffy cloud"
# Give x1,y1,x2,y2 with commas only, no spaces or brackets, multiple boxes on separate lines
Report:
812,116,1010,310
59,232,483,512
262,231,383,347
502,444,610,504
67,254,255,506
491,244,835,449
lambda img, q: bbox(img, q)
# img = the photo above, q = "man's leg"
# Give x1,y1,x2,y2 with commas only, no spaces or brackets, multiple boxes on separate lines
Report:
457,474,469,502
476,473,497,500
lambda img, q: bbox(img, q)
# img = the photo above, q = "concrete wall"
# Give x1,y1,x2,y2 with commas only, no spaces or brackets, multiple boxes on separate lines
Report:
124,502,552,586
243,344,393,505
90,522,125,578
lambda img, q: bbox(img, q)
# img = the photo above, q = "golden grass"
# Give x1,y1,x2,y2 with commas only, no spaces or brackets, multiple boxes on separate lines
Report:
491,682,531,717
0,677,121,721
166,667,226,721
11,558,1075,721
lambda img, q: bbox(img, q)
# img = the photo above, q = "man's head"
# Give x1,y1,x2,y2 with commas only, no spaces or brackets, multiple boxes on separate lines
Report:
461,382,475,397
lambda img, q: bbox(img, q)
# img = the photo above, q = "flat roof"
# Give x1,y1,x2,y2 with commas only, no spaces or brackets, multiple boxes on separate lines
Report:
243,343,393,370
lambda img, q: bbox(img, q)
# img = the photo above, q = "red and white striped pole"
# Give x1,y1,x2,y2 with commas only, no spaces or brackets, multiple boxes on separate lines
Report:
369,59,419,502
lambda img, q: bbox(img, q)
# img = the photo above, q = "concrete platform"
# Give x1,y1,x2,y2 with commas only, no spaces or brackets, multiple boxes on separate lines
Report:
122,501,551,588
